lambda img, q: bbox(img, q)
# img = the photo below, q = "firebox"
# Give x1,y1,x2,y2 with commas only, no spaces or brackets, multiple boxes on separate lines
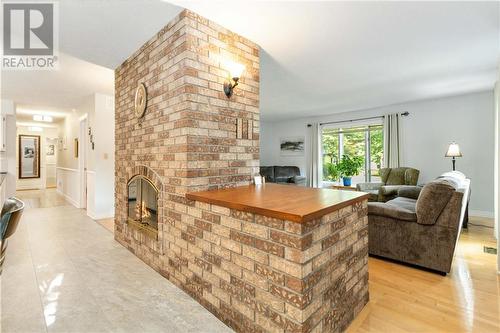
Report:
127,175,158,230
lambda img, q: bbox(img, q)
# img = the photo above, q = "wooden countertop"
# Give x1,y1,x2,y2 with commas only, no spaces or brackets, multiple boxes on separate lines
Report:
186,183,369,223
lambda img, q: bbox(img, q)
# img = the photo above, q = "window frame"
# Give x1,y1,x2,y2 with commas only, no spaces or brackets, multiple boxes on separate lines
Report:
320,119,383,186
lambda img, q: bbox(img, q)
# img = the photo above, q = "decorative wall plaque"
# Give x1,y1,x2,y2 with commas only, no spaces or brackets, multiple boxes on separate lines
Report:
134,83,147,118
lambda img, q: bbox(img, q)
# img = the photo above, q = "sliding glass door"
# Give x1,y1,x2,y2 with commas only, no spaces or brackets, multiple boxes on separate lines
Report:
321,123,383,185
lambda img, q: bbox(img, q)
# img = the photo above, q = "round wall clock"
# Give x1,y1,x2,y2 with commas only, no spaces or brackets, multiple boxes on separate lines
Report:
134,83,147,118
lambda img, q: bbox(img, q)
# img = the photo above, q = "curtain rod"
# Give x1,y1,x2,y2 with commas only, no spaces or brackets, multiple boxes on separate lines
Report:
307,111,409,127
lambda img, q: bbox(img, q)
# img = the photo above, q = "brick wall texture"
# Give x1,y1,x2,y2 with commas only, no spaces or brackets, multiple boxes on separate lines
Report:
114,9,368,333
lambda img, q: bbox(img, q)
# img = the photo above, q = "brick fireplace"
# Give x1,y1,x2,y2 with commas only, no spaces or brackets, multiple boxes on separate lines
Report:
115,8,262,330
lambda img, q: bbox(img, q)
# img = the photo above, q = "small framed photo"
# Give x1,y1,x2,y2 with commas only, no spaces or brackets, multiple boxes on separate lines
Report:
254,175,263,185
46,144,55,156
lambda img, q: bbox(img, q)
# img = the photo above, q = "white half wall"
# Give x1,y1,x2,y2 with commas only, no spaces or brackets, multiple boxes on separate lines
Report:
56,167,80,207
261,91,495,217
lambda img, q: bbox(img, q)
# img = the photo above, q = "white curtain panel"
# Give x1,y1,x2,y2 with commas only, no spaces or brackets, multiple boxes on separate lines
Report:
307,123,321,187
383,113,402,168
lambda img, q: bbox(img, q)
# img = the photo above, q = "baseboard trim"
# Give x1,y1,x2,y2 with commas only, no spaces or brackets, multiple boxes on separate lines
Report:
469,210,494,218
56,189,79,208
87,211,114,221
468,210,494,228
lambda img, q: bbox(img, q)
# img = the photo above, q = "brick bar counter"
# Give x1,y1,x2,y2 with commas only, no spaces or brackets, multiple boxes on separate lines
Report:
184,183,370,332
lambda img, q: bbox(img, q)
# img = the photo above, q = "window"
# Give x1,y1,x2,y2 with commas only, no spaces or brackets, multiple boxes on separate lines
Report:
321,123,383,184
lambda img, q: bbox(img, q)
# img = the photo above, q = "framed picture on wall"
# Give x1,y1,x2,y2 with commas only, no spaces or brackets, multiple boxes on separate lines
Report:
280,137,305,156
47,144,55,156
74,138,79,158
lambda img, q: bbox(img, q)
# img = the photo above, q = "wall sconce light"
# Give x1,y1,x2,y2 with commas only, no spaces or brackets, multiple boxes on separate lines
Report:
223,61,245,98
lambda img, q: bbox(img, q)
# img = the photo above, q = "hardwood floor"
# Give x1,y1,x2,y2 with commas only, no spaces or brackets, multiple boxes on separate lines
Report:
348,220,499,333
97,218,114,233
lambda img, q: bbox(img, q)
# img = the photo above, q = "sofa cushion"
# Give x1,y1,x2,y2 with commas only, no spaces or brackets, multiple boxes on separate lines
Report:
380,167,419,186
274,166,300,183
416,180,456,225
275,166,300,178
382,168,406,185
388,197,417,212
260,166,275,183
368,201,417,222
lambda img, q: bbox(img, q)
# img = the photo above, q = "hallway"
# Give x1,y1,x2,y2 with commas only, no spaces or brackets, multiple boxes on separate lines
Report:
1,190,232,333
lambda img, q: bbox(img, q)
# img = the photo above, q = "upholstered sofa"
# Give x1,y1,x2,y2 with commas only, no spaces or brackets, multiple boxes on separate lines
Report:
259,166,306,186
356,167,420,202
367,172,470,274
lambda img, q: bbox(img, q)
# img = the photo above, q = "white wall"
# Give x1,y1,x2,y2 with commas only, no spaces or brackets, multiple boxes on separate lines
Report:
56,93,115,220
45,137,58,187
88,93,115,220
56,101,91,208
58,106,91,170
261,91,495,216
1,100,17,197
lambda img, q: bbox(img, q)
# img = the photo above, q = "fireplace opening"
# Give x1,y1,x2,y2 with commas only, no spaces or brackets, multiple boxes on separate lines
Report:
127,175,158,230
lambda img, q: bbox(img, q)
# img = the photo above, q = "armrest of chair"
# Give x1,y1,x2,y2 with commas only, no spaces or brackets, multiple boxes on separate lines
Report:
368,202,416,221
379,185,403,195
356,182,383,192
291,176,306,186
397,186,422,200
378,185,404,202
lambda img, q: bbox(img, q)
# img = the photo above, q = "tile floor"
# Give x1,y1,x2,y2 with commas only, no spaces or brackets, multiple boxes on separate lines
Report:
2,190,232,333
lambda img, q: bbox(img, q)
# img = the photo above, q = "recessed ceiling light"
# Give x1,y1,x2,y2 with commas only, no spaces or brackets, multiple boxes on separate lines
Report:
33,115,53,122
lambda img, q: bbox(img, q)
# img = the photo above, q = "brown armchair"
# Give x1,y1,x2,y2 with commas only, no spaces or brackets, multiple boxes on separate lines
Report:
367,178,466,274
356,167,420,202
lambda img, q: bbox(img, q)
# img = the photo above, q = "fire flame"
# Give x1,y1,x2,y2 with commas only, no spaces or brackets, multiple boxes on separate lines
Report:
135,201,151,222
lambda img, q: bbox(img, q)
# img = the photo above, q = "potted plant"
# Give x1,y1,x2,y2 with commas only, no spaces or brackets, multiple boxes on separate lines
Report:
337,155,364,186
324,162,341,183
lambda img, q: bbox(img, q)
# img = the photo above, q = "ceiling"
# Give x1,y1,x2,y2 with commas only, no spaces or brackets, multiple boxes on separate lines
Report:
2,1,499,121
2,53,114,109
15,105,69,128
